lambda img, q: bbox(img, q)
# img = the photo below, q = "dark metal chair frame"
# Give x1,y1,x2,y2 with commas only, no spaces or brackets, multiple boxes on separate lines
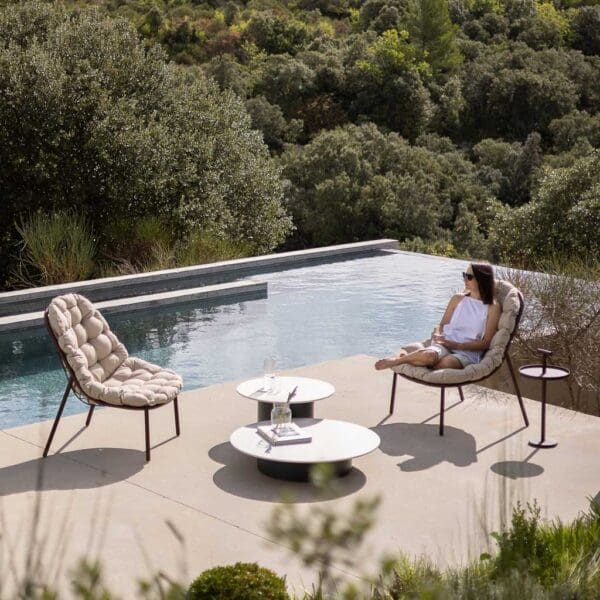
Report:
43,310,180,461
389,290,529,436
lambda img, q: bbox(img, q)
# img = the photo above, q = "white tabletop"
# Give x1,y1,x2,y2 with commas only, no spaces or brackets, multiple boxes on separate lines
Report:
236,376,335,404
230,418,380,464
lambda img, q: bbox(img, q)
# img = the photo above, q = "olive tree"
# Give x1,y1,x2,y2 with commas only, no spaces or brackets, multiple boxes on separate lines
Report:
0,2,292,285
489,150,600,266
280,122,492,252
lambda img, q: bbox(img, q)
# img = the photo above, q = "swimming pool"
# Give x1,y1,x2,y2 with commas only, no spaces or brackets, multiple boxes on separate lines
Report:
0,251,470,429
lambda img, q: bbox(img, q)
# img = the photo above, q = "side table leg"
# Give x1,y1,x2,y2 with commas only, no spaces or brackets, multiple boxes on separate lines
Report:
529,378,557,448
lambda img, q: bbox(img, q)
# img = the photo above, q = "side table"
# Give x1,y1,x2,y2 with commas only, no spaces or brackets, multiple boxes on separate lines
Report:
237,376,335,421
519,348,569,449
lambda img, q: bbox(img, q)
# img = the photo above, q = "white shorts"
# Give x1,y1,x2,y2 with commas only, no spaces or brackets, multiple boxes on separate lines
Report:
427,343,474,368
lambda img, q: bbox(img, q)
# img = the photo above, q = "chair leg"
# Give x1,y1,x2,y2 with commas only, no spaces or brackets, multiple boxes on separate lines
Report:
144,407,150,462
43,377,73,458
389,372,398,414
458,386,465,402
506,355,529,427
174,397,180,436
85,405,95,427
439,387,445,436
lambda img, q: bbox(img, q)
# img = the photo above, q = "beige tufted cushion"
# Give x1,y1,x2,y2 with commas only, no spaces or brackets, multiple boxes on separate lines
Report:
47,294,182,407
391,280,522,385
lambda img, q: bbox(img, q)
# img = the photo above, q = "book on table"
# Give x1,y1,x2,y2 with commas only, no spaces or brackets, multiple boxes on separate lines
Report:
257,422,312,445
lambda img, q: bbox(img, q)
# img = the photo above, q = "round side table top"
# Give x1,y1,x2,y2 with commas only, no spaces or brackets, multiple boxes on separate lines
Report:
519,365,570,381
236,376,335,404
230,418,380,464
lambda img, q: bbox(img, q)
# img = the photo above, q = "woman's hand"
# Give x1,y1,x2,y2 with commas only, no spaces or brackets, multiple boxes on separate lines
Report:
439,338,460,350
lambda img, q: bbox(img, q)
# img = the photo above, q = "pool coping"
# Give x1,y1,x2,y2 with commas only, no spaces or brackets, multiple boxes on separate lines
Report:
0,280,267,333
0,239,399,317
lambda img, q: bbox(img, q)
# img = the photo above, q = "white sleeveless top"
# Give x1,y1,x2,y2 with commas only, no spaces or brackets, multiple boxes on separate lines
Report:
443,296,489,364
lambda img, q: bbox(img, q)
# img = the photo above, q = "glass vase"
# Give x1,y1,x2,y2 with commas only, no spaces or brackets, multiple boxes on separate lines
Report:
271,402,292,433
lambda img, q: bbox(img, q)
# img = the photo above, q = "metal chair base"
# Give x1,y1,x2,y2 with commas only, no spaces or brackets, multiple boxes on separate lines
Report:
388,357,529,436
43,377,181,462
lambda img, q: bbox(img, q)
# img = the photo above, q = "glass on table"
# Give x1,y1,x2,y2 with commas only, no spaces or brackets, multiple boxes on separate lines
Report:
263,357,276,392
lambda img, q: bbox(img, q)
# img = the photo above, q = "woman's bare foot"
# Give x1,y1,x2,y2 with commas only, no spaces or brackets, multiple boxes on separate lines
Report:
375,358,395,370
374,350,408,370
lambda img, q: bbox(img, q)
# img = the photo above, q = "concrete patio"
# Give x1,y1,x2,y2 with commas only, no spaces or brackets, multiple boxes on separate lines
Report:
1,354,598,597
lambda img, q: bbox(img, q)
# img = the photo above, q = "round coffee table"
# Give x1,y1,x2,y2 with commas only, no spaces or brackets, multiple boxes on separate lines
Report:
236,376,335,421
230,418,380,481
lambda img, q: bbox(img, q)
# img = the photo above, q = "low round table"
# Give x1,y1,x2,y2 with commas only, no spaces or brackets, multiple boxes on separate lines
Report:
236,376,335,421
230,418,381,481
519,349,569,449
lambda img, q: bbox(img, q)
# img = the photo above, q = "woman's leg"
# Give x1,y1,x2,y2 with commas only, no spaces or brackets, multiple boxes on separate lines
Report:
432,355,463,370
375,349,439,370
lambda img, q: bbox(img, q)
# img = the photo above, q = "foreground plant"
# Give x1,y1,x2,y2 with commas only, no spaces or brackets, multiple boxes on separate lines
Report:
266,464,381,599
187,563,289,600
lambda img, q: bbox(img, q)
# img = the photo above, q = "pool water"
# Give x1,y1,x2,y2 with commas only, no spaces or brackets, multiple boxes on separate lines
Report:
0,251,469,429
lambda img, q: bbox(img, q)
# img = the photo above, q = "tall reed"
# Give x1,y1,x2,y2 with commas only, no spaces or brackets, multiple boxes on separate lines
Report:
13,210,96,287
176,229,252,266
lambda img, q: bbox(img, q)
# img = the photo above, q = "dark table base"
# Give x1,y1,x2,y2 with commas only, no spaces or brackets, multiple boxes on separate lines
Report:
529,438,558,449
257,458,353,482
257,401,314,421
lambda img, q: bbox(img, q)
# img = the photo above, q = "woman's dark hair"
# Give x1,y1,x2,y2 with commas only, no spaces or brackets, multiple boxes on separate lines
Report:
471,262,495,305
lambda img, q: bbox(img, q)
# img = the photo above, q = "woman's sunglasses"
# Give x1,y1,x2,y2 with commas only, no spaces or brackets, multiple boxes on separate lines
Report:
462,272,475,281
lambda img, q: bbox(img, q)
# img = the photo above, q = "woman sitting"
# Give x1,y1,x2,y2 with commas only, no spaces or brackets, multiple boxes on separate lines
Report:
374,262,501,371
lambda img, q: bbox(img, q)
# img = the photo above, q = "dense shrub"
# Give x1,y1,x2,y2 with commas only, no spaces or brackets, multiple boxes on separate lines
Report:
489,150,600,266
245,13,308,55
187,562,289,600
245,96,303,150
461,43,581,141
571,6,600,56
346,29,432,141
549,110,600,152
501,259,600,413
0,1,292,289
280,123,492,253
473,133,543,206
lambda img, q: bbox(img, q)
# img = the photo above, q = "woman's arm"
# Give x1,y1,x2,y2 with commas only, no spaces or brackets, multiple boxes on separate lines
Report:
434,294,464,335
442,303,501,351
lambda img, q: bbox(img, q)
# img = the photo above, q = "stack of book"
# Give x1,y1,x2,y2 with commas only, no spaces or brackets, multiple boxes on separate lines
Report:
257,423,312,445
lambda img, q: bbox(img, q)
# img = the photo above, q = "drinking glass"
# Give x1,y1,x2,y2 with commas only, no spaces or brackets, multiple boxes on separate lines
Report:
263,357,276,392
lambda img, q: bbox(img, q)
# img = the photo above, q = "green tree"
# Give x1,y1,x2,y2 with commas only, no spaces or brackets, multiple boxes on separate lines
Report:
347,29,432,140
245,96,303,151
571,6,600,56
474,132,543,206
429,75,466,136
253,54,316,116
245,13,308,56
517,1,570,50
549,110,600,153
280,122,492,252
489,151,600,265
407,0,462,75
461,43,579,140
358,0,409,33
0,2,292,286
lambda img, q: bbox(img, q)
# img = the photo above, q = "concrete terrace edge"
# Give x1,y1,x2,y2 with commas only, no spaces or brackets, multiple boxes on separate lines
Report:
0,280,267,333
0,240,399,312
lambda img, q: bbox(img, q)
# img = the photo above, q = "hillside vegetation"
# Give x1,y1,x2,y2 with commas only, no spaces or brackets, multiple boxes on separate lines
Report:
0,0,599,288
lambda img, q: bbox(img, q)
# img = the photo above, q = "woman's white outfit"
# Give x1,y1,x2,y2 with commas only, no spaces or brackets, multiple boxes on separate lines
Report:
430,296,489,367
